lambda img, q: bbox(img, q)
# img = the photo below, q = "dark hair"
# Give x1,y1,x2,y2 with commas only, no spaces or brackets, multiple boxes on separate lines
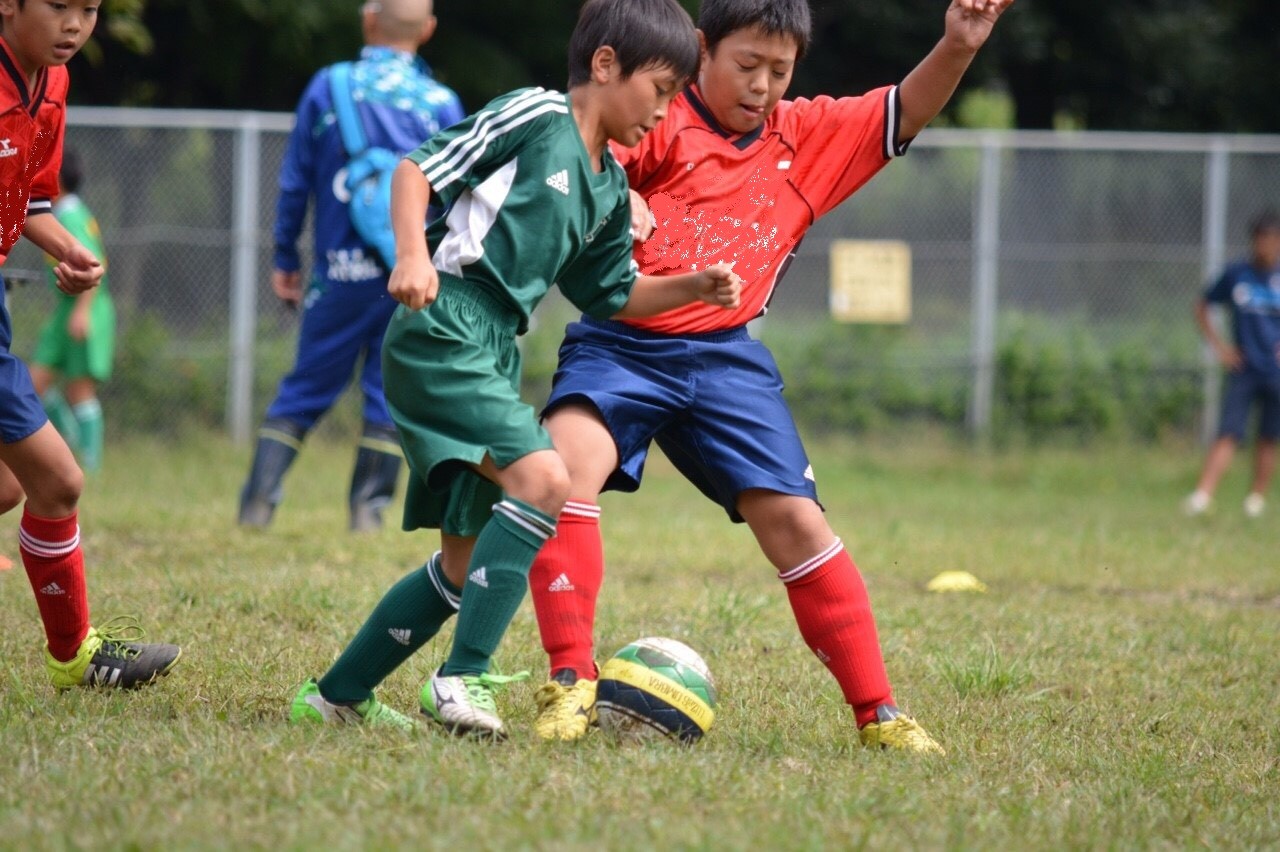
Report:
567,0,699,88
1250,208,1280,238
699,0,812,60
60,148,83,194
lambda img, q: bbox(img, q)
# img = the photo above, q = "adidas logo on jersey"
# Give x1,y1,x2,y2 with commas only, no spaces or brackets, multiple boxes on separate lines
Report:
468,566,489,588
545,170,569,196
547,573,575,592
40,581,66,595
388,628,412,646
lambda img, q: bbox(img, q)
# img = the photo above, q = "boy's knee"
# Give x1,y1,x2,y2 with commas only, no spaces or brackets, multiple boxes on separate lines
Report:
506,456,571,516
0,481,23,515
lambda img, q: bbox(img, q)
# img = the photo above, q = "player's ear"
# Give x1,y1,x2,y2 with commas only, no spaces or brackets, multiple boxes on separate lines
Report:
419,15,437,45
590,45,618,85
696,29,710,64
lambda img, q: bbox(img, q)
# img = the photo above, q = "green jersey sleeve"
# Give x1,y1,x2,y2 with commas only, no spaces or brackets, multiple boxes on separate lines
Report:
406,88,568,209
555,192,637,319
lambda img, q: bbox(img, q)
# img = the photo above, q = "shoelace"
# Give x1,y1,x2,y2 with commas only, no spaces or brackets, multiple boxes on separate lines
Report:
460,671,529,713
357,699,412,728
883,718,944,753
535,681,583,721
93,615,147,660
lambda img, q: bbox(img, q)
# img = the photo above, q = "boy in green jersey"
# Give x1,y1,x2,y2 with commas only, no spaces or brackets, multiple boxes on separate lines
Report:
291,0,742,737
28,150,114,473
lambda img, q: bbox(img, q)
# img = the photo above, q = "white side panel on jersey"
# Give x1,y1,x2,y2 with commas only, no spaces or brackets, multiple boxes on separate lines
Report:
433,158,519,278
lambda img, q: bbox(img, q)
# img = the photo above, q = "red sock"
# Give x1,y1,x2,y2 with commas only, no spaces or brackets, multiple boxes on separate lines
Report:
528,501,602,678
20,508,91,661
780,539,893,727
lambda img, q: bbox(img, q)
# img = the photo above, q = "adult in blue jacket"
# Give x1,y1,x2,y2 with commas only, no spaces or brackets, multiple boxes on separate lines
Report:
240,0,463,531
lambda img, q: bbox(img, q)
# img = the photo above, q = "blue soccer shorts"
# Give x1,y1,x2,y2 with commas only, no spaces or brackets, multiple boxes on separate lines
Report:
543,317,819,522
265,276,398,430
1217,368,1280,441
0,279,49,444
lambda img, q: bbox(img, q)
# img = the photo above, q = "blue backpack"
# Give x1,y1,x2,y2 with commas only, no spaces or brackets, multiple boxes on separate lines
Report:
329,62,400,270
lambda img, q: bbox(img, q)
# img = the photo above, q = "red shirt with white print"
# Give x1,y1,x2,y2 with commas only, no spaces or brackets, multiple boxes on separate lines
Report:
611,84,908,335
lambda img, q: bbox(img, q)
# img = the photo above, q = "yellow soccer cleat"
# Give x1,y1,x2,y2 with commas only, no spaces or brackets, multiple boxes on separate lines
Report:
534,668,598,741
859,704,946,755
45,616,181,690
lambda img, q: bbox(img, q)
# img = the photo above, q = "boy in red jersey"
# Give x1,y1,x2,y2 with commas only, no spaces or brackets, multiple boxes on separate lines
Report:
528,0,1014,751
0,0,179,689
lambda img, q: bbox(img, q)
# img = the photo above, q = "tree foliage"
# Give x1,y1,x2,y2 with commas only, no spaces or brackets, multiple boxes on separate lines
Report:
66,0,1280,132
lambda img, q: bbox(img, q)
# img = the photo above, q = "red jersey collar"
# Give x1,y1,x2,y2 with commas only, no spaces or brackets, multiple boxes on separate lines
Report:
0,36,48,117
683,84,766,151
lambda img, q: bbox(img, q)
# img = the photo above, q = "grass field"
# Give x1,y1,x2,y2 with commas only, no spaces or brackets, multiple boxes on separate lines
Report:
0,432,1276,849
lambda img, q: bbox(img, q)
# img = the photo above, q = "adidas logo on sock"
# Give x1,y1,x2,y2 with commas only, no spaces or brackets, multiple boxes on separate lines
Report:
388,628,412,646
40,581,67,595
548,573,575,592
468,566,489,588
545,169,569,195
814,647,831,663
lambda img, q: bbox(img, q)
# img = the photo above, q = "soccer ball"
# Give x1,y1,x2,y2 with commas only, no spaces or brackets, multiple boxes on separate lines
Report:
595,637,717,743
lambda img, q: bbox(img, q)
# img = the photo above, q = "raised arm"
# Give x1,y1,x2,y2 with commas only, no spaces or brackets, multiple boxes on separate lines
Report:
898,0,1015,142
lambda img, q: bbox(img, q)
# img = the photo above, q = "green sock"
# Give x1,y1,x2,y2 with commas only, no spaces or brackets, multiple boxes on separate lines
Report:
318,552,461,704
41,389,79,448
71,398,103,472
441,498,557,677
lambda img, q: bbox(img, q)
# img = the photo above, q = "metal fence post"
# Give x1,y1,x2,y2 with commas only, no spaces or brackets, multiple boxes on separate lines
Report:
229,114,262,445
1198,139,1229,446
967,134,1002,437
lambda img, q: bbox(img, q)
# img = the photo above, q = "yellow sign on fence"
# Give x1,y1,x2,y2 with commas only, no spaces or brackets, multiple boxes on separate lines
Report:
828,239,912,324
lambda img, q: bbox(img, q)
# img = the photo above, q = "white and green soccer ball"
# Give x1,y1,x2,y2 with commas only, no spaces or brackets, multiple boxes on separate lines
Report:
595,637,717,743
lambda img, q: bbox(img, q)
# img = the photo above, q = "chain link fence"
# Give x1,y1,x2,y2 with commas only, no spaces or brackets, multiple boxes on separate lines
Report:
5,108,1279,444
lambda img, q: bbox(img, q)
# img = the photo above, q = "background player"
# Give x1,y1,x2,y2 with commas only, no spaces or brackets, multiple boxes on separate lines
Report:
28,149,114,475
527,0,1014,753
239,0,463,532
1184,209,1280,518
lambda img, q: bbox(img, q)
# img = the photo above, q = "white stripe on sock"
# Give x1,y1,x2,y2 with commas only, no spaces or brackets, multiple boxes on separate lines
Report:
778,538,843,585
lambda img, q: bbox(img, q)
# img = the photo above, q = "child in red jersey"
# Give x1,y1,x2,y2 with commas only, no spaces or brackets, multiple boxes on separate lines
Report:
0,0,179,689
528,0,1014,752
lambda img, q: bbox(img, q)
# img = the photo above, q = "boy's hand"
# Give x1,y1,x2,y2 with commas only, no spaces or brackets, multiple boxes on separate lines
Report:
1218,343,1244,372
388,254,439,311
272,269,303,308
628,189,656,242
51,243,103,295
696,262,742,309
945,0,1015,52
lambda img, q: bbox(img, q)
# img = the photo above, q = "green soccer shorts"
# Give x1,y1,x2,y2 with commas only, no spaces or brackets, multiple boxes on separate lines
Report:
382,281,553,537
31,295,116,381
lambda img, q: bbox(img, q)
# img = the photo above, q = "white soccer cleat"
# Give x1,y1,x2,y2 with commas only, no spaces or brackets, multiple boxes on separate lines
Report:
1243,493,1265,518
420,669,528,739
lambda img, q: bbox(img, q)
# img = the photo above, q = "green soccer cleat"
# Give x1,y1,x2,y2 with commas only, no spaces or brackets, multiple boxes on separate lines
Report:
859,704,946,755
289,678,417,732
533,668,598,742
421,669,529,740
45,616,181,690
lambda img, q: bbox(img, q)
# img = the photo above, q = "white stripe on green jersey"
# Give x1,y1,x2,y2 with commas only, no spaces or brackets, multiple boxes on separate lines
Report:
406,87,638,332
421,88,569,191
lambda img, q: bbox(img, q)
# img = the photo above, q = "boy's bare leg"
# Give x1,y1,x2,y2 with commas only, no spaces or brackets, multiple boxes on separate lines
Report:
1187,436,1237,514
